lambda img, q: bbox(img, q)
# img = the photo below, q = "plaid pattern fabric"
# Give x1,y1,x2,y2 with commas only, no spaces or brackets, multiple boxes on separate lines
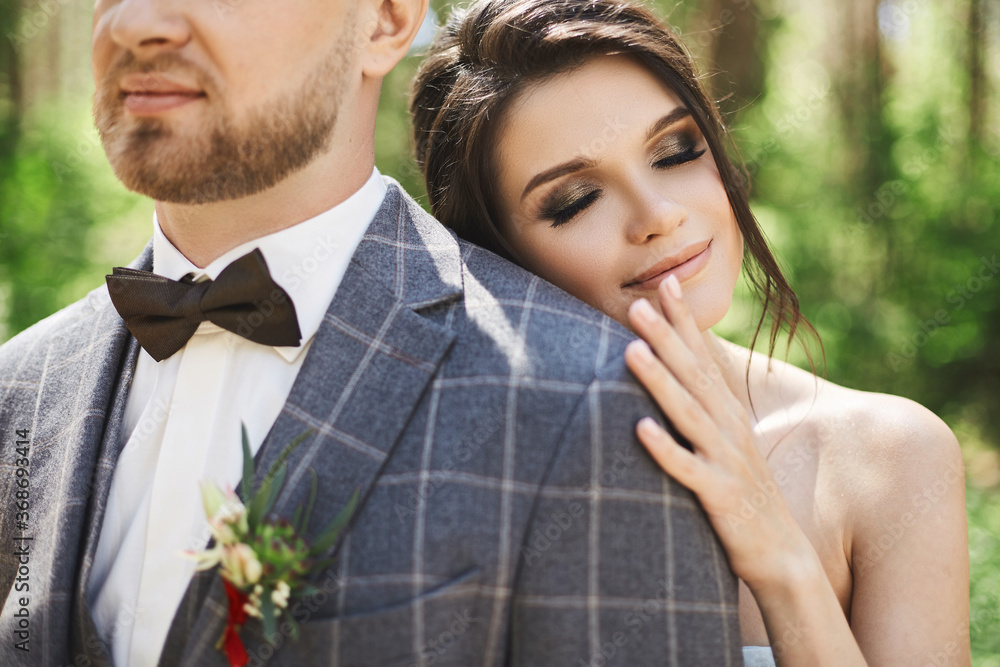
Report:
0,178,740,666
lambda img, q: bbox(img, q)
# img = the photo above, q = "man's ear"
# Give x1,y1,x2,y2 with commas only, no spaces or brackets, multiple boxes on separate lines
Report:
358,0,429,78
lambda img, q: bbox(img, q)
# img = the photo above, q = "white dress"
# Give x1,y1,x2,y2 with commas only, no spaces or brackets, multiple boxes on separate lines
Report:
743,646,776,666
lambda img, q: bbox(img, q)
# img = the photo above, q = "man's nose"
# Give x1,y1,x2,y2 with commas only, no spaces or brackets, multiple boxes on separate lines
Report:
625,185,688,246
106,0,191,57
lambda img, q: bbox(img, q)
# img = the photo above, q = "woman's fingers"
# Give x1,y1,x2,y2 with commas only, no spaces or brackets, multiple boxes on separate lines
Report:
636,416,707,493
625,339,719,450
657,275,710,358
628,298,704,391
627,295,742,426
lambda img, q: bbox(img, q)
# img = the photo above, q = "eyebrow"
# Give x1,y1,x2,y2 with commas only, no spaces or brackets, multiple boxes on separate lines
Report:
521,157,596,202
645,106,692,143
520,106,694,202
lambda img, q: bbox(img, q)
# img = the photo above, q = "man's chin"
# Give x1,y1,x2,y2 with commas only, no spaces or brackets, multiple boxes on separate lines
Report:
113,177,207,205
105,145,217,204
114,171,238,205
109,152,282,205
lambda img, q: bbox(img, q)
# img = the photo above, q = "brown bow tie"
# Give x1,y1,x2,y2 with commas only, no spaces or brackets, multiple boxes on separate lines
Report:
106,248,302,362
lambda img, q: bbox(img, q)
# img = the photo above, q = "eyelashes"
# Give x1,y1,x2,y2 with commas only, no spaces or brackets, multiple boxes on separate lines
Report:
653,144,706,169
538,135,706,228
539,188,602,227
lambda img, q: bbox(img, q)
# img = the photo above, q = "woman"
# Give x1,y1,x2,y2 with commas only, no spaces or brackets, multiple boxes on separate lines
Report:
409,1,970,665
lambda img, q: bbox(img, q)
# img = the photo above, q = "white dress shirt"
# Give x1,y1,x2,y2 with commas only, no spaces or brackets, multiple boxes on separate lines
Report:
86,169,387,667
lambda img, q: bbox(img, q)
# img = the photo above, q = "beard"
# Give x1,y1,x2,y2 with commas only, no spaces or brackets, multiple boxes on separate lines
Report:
93,42,352,205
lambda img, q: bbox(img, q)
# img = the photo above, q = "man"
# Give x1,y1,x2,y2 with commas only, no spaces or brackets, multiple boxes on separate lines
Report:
0,1,739,665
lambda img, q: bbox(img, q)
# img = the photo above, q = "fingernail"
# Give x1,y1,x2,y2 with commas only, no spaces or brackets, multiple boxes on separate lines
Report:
665,274,682,300
627,340,654,363
638,416,659,433
631,298,658,324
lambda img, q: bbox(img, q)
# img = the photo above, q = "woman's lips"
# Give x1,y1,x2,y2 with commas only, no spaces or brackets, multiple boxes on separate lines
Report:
123,92,205,115
626,240,713,291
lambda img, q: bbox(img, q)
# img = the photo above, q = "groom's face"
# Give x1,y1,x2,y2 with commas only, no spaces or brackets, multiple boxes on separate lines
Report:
91,1,363,204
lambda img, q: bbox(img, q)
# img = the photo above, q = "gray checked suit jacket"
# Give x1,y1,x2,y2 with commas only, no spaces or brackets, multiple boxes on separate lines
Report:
0,178,740,666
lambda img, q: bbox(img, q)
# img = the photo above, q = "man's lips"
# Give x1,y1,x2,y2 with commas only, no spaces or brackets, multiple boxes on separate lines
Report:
623,239,713,290
119,72,205,115
122,91,206,115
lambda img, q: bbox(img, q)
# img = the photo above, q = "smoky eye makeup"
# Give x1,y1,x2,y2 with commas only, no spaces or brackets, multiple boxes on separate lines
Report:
530,125,706,228
537,181,602,228
651,131,706,168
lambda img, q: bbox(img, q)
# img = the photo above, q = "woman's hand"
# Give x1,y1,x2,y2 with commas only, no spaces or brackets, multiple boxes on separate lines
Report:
623,274,814,594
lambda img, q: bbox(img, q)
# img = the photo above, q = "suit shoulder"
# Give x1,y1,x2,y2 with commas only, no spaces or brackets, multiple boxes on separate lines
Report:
453,236,636,378
0,286,112,374
386,182,637,385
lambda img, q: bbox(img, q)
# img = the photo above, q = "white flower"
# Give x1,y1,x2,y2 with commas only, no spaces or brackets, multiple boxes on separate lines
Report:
178,545,224,572
220,544,263,588
200,482,248,546
243,601,264,619
271,580,291,609
200,481,228,522
210,521,239,547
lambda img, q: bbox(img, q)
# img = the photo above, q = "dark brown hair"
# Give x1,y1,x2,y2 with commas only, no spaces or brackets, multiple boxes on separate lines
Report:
410,0,821,367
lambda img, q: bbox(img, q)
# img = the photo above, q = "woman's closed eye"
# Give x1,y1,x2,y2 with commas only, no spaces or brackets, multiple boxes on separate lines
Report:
539,185,603,228
538,135,708,229
652,134,707,169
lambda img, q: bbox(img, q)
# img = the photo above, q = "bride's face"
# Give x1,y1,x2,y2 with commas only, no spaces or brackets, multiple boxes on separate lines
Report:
494,55,743,331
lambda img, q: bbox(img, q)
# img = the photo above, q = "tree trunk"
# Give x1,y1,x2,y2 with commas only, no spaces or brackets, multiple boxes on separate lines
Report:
966,0,986,150
707,0,769,121
0,0,23,149
831,0,898,291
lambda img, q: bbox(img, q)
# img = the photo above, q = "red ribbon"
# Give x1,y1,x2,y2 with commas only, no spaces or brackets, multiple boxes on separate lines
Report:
222,579,250,667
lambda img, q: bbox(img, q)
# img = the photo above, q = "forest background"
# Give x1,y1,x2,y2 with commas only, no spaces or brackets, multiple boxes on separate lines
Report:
0,0,998,661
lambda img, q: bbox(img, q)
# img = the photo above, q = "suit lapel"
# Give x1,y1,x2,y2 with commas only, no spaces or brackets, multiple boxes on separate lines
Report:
252,179,464,520
70,335,142,666
66,242,152,665
70,242,153,665
159,180,466,665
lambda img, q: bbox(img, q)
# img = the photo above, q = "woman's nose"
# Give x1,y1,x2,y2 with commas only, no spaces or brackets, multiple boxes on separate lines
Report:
625,186,688,245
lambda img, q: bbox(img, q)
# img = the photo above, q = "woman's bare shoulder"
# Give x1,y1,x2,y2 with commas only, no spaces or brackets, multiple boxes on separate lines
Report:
740,344,960,490
809,382,959,472
745,345,959,463
723,340,962,499
793,377,964,533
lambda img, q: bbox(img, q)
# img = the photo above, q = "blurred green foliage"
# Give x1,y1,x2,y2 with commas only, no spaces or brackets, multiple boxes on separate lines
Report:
0,107,145,340
732,1,1000,451
0,0,997,659
969,485,1000,663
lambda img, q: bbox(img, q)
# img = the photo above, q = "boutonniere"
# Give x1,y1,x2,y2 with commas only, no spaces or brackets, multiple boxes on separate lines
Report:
183,425,358,667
